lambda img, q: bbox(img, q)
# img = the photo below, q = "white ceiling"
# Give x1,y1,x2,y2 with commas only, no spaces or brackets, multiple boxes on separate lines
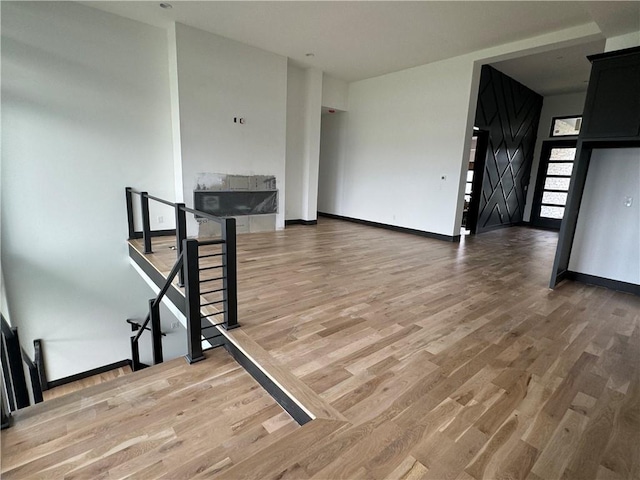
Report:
83,1,639,89
491,39,607,96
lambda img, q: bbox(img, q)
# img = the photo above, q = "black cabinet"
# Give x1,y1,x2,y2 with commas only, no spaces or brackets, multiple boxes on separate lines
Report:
550,46,640,293
580,48,640,140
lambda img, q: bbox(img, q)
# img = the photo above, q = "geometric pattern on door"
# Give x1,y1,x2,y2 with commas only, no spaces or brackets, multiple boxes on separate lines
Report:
474,65,543,233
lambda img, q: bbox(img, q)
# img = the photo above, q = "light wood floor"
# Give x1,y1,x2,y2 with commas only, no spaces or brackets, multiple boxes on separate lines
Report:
43,366,133,401
1,348,298,478
3,219,639,479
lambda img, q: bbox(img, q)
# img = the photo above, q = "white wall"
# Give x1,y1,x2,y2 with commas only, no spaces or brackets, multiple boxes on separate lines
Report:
523,92,587,221
285,64,306,220
569,148,640,285
315,24,601,237
172,23,288,230
318,56,476,236
1,2,177,380
318,112,348,214
300,68,323,221
322,74,348,111
605,31,640,52
285,65,323,222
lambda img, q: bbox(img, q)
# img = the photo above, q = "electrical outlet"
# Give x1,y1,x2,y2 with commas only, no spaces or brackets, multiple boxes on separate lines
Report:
157,216,164,224
624,196,633,207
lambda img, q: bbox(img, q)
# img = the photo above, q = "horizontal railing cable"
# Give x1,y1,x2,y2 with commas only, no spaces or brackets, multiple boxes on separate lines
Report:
199,253,224,259
125,187,239,369
200,276,225,284
200,288,226,295
199,265,225,271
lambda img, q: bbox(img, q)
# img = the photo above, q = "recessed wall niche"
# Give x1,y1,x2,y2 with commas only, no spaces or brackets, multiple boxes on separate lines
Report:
194,173,278,236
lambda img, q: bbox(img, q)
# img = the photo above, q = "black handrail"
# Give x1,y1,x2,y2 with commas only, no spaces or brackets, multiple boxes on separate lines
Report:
1,315,44,420
21,347,43,404
125,187,239,369
130,251,184,370
132,251,184,344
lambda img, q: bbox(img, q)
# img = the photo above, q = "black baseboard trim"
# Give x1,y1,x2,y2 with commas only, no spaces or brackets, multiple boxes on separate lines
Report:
129,229,177,240
318,212,460,242
222,340,313,426
565,271,639,296
48,359,132,389
477,222,525,234
285,219,318,226
517,221,561,232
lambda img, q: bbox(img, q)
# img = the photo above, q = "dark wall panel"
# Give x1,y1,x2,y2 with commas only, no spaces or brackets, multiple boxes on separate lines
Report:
474,65,543,232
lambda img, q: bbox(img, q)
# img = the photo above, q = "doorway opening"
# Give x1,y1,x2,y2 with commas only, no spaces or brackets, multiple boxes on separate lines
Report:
462,129,489,235
530,140,577,229
461,136,477,234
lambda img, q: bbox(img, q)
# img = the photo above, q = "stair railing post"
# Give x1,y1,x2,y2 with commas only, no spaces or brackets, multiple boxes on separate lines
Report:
1,337,16,412
184,239,204,364
141,191,152,254
33,339,48,392
130,336,141,372
26,361,43,404
221,218,239,330
125,187,136,240
175,203,187,287
149,299,163,365
1,374,12,429
4,328,29,409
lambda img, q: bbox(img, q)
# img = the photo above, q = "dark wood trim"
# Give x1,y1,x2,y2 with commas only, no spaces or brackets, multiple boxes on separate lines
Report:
549,106,640,287
549,143,592,288
587,45,640,63
318,212,460,242
47,359,132,389
222,340,313,426
130,229,177,239
565,271,639,296
285,219,318,226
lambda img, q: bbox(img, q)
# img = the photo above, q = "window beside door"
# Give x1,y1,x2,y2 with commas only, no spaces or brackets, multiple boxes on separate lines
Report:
531,141,577,228
550,116,582,137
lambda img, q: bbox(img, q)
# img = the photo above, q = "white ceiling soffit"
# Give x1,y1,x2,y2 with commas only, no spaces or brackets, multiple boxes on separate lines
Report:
491,38,607,96
82,1,639,83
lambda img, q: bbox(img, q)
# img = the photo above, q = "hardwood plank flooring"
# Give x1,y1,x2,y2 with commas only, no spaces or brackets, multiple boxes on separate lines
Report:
3,219,638,479
43,366,132,401
1,349,298,478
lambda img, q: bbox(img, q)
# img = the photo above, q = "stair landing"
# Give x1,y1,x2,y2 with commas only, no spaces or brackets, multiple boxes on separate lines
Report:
1,348,298,479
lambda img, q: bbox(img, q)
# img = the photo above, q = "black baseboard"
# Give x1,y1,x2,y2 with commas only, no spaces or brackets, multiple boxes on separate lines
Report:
129,229,177,239
48,359,132,389
318,212,460,242
517,221,561,232
565,271,639,296
285,219,318,226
